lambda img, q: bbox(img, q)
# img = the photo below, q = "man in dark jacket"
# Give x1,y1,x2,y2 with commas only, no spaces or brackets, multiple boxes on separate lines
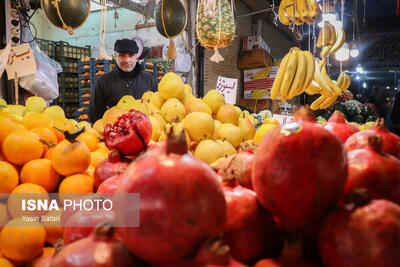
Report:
89,38,157,123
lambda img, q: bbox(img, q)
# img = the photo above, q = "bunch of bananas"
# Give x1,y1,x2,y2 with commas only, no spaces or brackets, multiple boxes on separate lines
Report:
306,60,351,110
318,22,346,59
279,0,321,26
271,47,315,102
252,67,272,80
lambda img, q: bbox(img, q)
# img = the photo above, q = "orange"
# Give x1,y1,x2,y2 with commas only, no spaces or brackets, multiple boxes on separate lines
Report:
0,257,13,267
0,116,26,146
20,159,60,192
84,165,95,179
2,130,43,165
59,174,93,202
44,146,54,160
22,112,53,130
90,150,108,168
41,209,62,245
263,117,280,126
0,203,10,229
0,217,46,262
30,127,58,153
51,118,76,142
93,119,105,135
51,140,91,176
28,247,55,267
7,183,49,218
0,161,19,195
76,131,99,152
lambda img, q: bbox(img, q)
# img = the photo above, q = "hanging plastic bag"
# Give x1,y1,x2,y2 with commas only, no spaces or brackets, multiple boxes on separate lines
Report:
0,43,11,78
19,41,62,100
162,36,191,73
196,0,236,63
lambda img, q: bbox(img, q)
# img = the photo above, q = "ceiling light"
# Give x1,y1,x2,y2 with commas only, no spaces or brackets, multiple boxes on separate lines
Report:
350,41,359,58
356,65,364,74
356,75,360,80
363,83,367,88
335,43,350,61
386,86,390,89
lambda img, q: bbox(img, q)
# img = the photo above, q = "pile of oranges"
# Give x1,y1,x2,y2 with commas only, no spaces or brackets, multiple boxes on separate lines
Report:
0,97,108,266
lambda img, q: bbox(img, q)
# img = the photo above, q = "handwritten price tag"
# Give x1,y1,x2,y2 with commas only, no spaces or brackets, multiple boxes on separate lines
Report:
216,76,238,105
5,43,37,79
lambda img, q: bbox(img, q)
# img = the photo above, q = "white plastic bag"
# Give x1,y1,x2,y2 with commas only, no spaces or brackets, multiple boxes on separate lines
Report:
162,35,192,73
19,41,62,100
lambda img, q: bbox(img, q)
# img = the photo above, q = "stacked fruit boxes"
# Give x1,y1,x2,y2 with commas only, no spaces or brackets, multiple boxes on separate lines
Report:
35,38,56,58
54,41,91,118
76,58,115,121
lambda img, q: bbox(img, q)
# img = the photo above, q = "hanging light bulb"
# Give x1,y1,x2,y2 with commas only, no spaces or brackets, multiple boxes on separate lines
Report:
350,41,360,58
318,13,337,27
335,42,350,61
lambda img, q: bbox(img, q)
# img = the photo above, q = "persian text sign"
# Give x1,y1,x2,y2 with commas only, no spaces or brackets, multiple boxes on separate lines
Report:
216,76,238,104
5,43,37,79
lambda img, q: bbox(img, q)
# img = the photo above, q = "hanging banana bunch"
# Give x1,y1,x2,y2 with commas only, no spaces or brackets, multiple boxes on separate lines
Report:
318,22,346,60
279,0,321,26
307,59,351,110
270,47,315,102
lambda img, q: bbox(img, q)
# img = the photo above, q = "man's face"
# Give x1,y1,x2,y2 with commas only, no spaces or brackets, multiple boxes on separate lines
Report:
115,52,138,72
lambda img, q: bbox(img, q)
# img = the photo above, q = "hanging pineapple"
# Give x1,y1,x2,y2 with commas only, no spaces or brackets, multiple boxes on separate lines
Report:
196,0,236,63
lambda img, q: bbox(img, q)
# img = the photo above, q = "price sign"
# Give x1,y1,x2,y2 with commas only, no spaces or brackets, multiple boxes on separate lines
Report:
216,76,238,105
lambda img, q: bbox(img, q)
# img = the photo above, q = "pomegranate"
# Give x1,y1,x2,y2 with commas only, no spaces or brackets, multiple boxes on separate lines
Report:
103,110,152,155
254,242,317,267
222,178,281,263
50,223,148,267
341,135,400,205
218,152,254,190
63,209,114,245
93,150,131,189
205,258,248,267
96,175,123,193
318,189,400,267
322,111,359,143
115,129,227,265
345,118,400,158
252,119,348,231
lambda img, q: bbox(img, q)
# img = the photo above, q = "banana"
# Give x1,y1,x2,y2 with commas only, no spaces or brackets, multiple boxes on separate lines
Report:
288,49,307,99
310,95,328,110
297,50,316,96
279,0,291,25
320,95,338,109
320,46,332,60
279,48,299,101
271,51,292,100
336,72,345,88
329,28,345,54
285,0,296,22
253,67,271,79
317,22,332,48
340,73,351,91
313,59,334,96
306,80,323,95
328,23,336,45
320,60,342,96
296,0,308,24
306,0,319,19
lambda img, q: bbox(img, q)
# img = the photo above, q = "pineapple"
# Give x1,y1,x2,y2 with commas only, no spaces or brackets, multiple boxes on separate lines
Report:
196,0,236,62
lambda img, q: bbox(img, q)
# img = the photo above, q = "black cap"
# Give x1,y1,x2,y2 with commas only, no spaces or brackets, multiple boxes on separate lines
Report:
114,38,139,54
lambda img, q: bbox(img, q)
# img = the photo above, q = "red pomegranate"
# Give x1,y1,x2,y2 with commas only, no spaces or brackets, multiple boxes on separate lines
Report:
63,209,114,245
50,223,148,267
318,190,400,267
322,111,359,143
345,118,400,158
222,178,281,263
254,242,317,267
96,175,123,193
205,257,249,267
252,120,348,231
103,110,152,155
93,150,131,189
115,129,227,265
341,135,400,205
218,152,254,190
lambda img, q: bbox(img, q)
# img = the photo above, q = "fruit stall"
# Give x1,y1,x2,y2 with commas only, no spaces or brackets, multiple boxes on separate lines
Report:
0,0,400,267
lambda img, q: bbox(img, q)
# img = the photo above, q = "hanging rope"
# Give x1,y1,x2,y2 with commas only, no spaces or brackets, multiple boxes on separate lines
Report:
100,0,112,60
51,0,73,35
